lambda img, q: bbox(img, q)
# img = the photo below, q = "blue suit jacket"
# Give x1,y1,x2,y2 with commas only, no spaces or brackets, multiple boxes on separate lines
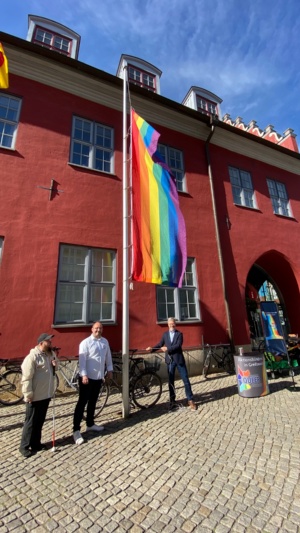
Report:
152,329,185,365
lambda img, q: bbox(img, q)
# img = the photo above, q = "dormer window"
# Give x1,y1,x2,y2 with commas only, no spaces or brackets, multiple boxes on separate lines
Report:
128,65,155,91
196,96,217,116
27,15,81,59
33,26,72,56
117,55,162,95
182,86,222,118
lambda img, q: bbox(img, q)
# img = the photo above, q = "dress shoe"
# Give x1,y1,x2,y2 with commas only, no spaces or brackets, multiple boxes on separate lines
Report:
168,402,178,411
20,448,33,458
188,400,197,411
31,444,47,452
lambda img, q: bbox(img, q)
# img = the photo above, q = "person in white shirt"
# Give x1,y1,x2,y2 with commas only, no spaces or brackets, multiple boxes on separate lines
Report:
73,322,113,445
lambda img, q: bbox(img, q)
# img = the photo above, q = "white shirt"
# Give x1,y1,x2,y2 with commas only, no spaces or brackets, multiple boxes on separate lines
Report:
169,331,175,343
79,334,113,380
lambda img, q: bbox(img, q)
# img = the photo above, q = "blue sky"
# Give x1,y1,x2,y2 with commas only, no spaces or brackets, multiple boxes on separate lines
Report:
2,0,300,137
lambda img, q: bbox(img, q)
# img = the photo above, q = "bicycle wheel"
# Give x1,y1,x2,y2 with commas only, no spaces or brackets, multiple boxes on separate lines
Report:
85,381,110,420
0,369,24,405
202,351,212,378
223,354,235,374
131,371,162,409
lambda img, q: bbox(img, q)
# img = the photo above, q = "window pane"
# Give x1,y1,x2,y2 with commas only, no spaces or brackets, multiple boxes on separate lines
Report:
71,116,113,172
95,148,111,172
91,250,113,283
95,125,112,149
56,284,84,322
229,167,254,208
60,247,86,281
0,96,21,149
36,29,52,45
244,189,254,208
157,288,175,321
90,286,113,321
74,118,91,142
267,179,290,216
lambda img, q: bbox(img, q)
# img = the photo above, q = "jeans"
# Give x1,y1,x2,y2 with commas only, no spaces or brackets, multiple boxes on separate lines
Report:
20,398,50,451
73,377,103,431
167,361,194,402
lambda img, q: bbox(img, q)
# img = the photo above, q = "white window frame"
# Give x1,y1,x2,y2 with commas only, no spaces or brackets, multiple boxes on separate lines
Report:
156,258,200,322
55,245,116,325
0,95,22,149
70,116,114,173
229,166,256,208
157,144,186,192
267,179,292,217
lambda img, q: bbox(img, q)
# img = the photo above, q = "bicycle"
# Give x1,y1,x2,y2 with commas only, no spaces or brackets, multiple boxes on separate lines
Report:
102,349,162,414
55,352,109,418
202,344,234,378
0,359,24,405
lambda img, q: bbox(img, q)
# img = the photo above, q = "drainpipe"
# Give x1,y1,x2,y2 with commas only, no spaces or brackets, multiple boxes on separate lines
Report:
205,117,235,351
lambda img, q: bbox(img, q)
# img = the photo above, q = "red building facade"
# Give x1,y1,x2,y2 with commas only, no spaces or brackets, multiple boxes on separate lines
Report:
1,20,300,361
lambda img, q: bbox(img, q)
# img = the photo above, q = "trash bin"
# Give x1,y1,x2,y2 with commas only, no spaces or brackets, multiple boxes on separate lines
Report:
234,352,269,398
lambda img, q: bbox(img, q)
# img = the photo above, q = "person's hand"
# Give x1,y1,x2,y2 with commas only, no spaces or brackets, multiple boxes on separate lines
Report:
82,375,89,385
25,398,33,403
161,346,168,352
105,371,113,382
145,346,152,352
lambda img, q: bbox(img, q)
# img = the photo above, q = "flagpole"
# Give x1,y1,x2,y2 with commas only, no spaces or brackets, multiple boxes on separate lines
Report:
122,65,130,418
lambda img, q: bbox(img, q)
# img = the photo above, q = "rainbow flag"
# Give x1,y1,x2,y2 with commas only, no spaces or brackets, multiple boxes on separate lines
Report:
131,109,187,287
0,43,9,89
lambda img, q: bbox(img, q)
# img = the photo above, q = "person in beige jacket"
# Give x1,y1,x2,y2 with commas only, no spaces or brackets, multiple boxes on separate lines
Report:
19,333,56,458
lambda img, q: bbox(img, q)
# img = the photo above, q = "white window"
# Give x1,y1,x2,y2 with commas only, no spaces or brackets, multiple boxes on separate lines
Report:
196,96,217,116
157,144,185,192
156,258,200,321
267,179,291,217
33,27,71,56
0,95,22,149
229,166,256,208
70,117,114,173
128,65,156,91
55,245,116,324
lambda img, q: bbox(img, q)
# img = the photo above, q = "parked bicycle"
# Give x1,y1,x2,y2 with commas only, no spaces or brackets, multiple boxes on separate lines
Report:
55,352,109,418
202,344,234,378
0,359,23,405
101,349,162,415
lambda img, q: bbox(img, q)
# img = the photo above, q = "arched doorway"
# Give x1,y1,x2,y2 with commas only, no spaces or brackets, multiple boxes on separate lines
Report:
245,250,300,347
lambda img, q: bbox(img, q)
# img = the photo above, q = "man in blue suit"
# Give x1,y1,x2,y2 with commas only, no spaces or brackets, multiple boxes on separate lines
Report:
146,317,197,411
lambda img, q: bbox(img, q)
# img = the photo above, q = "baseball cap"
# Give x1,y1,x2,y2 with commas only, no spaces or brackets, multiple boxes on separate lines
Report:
37,333,54,344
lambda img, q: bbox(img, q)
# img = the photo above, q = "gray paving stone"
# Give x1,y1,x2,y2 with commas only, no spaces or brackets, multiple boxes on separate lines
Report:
1,373,300,532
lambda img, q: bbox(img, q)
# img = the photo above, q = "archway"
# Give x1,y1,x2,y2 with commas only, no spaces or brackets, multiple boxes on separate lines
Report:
246,250,300,346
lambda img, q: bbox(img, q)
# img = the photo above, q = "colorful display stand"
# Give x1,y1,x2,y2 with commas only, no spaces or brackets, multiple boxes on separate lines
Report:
234,352,269,398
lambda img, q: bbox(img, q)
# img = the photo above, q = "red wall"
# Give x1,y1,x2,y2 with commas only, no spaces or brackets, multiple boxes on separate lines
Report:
210,145,300,344
0,75,228,359
2,74,300,359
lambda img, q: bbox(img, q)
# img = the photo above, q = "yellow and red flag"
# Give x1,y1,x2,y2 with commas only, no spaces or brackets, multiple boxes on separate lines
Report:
0,43,9,89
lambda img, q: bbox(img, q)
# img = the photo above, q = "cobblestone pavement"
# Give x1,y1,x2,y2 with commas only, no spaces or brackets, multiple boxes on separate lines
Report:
1,371,300,533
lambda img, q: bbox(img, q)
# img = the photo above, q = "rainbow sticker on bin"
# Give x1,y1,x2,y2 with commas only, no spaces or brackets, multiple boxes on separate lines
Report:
235,359,269,397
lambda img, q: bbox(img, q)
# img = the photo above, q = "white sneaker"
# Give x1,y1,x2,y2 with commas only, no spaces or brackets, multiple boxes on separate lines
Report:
73,430,84,445
86,424,104,432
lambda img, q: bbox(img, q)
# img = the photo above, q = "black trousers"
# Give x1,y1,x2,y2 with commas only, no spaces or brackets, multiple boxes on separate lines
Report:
73,377,103,432
20,398,51,452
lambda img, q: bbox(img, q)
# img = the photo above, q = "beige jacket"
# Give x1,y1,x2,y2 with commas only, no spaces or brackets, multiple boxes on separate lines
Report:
21,347,56,402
